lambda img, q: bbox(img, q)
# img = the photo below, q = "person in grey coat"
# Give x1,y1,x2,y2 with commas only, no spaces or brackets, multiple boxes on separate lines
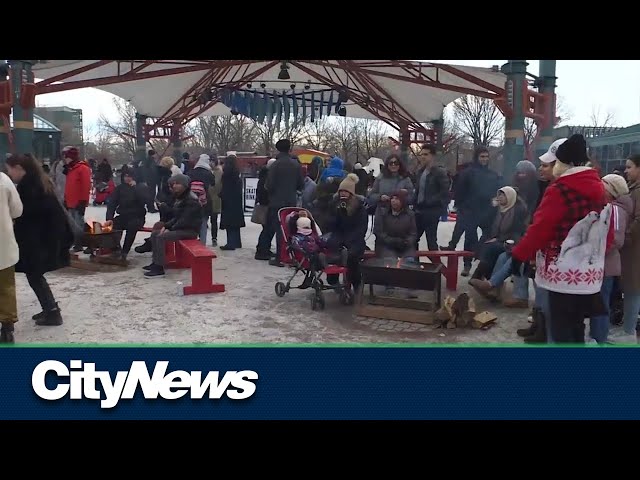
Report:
367,154,415,213
261,139,304,267
50,157,66,202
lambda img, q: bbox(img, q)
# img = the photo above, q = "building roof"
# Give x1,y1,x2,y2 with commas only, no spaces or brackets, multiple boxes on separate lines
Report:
9,113,61,132
32,60,506,128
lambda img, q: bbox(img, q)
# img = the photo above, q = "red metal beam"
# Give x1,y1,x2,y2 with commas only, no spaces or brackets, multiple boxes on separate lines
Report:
418,63,505,95
301,60,501,99
35,60,113,87
153,61,280,129
34,60,260,95
338,60,422,127
289,61,403,130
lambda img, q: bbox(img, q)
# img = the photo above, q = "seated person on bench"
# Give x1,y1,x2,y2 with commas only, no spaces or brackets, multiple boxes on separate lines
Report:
323,173,369,290
374,190,417,259
290,212,348,271
143,174,202,278
104,170,154,260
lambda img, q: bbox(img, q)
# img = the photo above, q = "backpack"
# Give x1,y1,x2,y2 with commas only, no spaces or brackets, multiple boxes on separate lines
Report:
190,180,208,207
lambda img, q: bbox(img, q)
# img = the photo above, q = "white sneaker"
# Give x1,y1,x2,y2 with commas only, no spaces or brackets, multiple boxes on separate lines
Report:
609,330,638,345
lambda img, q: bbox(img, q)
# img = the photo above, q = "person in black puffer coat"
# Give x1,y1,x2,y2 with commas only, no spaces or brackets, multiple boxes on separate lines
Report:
143,174,202,278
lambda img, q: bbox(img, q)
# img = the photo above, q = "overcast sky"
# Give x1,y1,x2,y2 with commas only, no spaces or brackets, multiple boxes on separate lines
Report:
34,60,640,141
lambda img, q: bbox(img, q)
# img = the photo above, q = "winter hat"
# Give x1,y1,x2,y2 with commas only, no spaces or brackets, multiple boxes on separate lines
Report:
338,173,359,196
354,162,363,170
515,160,537,175
196,154,212,170
539,138,567,164
267,158,277,168
276,139,291,153
296,216,313,236
555,134,589,167
160,156,174,168
63,146,79,162
168,173,190,188
602,174,629,199
497,186,518,212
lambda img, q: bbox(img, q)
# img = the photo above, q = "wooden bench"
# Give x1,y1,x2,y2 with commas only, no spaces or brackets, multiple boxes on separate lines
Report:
139,226,154,233
165,239,225,295
363,250,473,291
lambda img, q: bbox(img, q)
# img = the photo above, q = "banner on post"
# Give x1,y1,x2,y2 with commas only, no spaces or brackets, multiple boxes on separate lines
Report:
243,175,259,213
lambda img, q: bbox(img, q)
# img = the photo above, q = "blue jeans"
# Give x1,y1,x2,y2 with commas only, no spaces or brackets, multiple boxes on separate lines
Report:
589,276,614,344
622,291,640,335
199,218,208,245
534,284,553,343
489,252,529,300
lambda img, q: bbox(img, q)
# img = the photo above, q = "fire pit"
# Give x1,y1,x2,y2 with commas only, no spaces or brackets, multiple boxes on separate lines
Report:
356,256,443,325
79,221,124,258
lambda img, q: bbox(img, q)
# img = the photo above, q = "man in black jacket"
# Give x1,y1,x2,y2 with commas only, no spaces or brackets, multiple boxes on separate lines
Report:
414,144,450,252
144,174,202,278
104,171,153,260
264,139,304,267
447,146,501,276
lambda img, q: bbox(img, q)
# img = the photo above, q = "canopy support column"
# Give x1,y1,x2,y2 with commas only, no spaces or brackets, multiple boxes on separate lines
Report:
500,60,528,181
432,112,444,154
170,121,182,165
10,60,34,155
135,113,148,165
399,122,411,169
534,60,557,161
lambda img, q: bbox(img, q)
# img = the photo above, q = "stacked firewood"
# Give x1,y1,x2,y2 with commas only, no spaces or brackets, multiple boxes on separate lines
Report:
435,293,497,330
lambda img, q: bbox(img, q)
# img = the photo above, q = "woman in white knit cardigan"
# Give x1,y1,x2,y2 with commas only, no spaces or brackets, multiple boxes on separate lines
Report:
0,171,23,343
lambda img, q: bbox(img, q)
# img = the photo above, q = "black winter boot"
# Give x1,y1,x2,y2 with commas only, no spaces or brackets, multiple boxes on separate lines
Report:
524,310,547,344
517,308,540,337
33,302,60,321
471,261,490,280
0,323,15,344
134,238,152,254
36,308,63,326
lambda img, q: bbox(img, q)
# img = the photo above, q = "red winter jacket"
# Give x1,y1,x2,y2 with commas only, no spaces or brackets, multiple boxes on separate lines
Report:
64,160,92,209
512,167,613,294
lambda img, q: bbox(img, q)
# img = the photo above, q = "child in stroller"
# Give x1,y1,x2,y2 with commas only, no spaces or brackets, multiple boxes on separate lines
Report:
290,212,348,272
274,208,355,310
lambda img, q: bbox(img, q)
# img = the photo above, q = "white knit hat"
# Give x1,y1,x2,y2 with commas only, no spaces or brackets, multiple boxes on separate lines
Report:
267,158,277,168
602,174,629,199
296,216,312,235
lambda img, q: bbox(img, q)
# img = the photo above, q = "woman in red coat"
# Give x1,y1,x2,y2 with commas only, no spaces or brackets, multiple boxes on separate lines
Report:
510,134,612,344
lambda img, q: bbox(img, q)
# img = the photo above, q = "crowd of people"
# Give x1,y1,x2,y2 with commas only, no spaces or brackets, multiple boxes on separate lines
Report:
1,133,639,346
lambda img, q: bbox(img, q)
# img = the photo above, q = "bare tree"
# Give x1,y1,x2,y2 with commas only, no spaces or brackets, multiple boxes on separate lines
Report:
451,95,504,147
301,117,333,152
325,118,359,166
353,118,392,161
590,105,616,129
98,98,137,157
188,116,258,154
251,116,309,155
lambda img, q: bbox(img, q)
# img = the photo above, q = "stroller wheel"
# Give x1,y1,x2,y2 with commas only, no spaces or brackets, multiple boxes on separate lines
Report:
311,291,325,311
275,282,287,297
340,289,355,306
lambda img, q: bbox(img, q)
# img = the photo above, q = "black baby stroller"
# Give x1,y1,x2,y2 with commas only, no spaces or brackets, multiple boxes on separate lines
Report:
274,207,355,310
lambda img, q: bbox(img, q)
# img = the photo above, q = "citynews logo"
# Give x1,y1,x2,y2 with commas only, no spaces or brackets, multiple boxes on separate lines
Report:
31,360,258,409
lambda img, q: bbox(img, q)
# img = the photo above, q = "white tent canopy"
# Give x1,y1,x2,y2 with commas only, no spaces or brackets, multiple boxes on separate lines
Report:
31,60,506,127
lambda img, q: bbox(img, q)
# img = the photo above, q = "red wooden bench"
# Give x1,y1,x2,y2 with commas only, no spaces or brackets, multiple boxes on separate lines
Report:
140,226,153,233
165,239,225,295
363,250,473,291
